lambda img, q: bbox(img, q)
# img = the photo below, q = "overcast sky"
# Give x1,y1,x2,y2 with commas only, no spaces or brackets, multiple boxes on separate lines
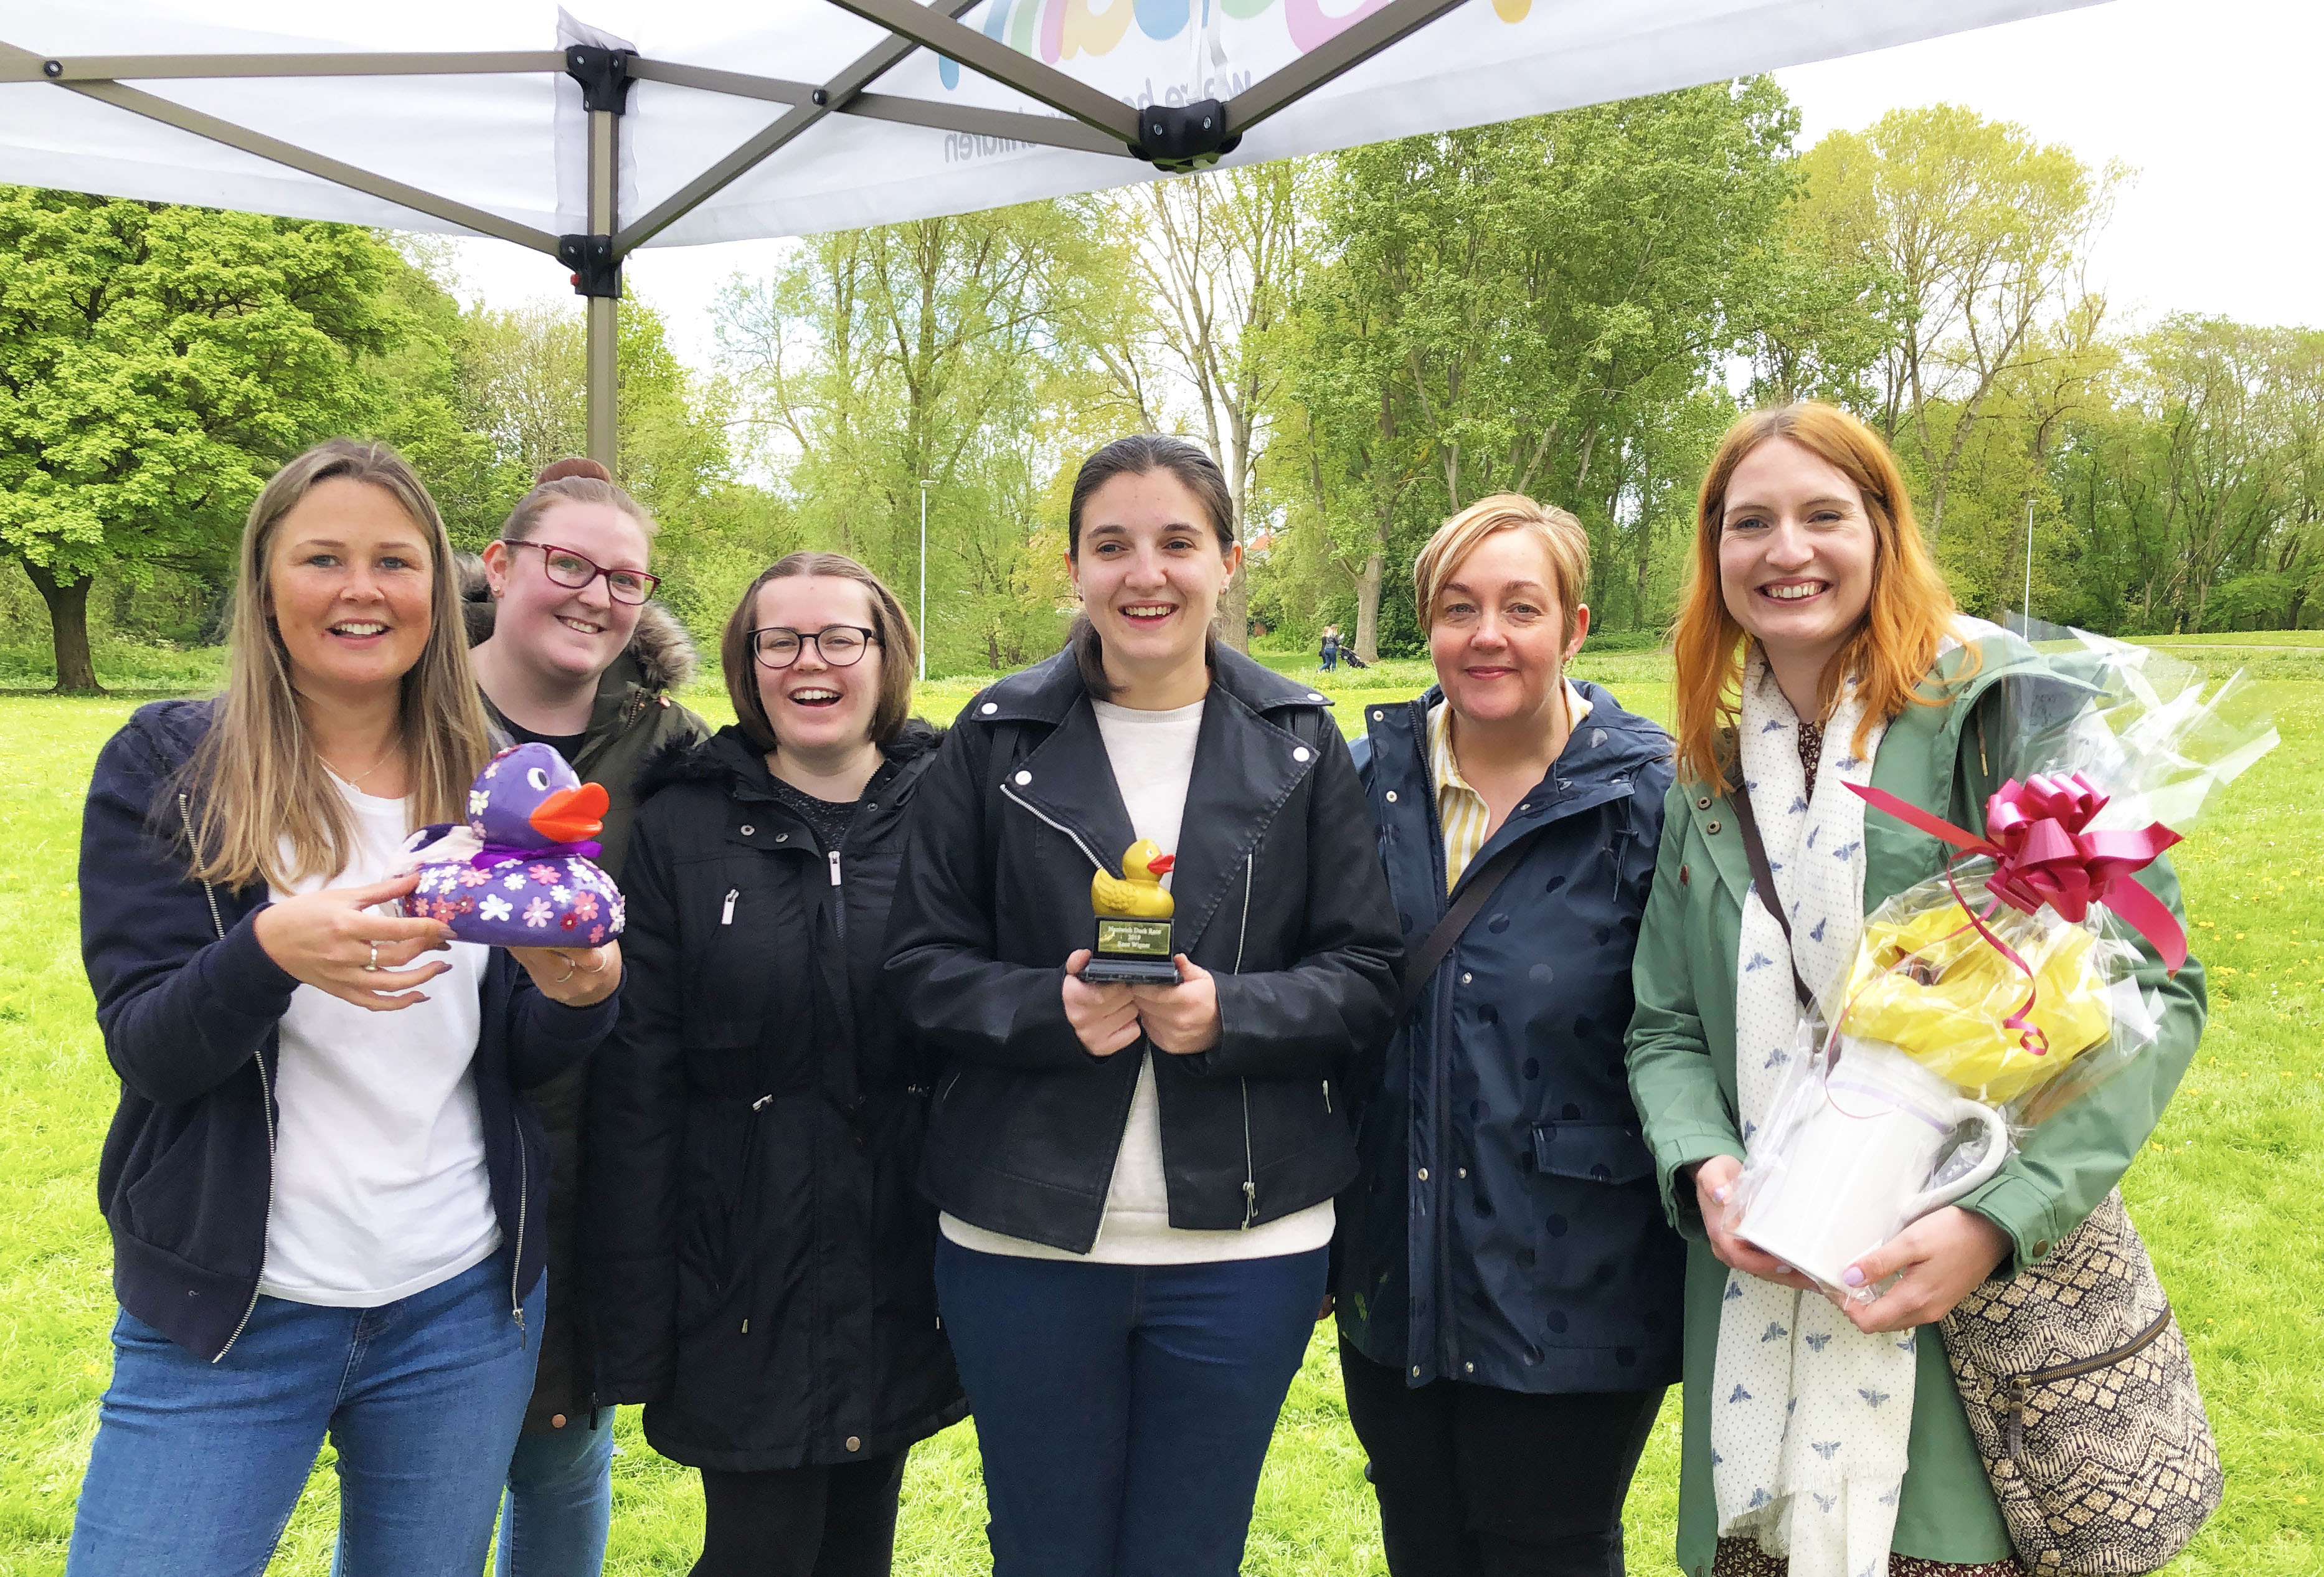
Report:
439,0,2322,369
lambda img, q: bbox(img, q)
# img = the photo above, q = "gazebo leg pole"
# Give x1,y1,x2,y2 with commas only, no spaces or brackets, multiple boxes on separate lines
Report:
585,104,618,466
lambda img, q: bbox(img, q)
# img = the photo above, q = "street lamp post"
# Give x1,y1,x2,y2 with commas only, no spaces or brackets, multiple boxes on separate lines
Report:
2024,496,2034,635
918,480,936,681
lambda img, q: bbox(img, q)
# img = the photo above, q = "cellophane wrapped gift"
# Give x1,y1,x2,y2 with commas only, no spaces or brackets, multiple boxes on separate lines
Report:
1727,628,2275,1299
395,742,626,949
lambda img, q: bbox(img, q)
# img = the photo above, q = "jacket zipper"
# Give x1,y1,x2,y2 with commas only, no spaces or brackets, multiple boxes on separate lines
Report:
183,794,272,1365
511,1113,529,1341
1240,1079,1257,1228
828,851,842,886
721,888,738,925
1991,1302,2175,1462
999,782,1107,873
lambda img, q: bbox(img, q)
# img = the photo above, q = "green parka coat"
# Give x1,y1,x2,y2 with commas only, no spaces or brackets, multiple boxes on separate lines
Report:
1624,633,2207,1575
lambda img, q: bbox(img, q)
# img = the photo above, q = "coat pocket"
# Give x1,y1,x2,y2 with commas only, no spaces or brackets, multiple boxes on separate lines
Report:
1530,1122,1655,1185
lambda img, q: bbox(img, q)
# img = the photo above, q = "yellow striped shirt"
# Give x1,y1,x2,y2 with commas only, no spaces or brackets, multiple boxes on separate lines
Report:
1428,683,1595,893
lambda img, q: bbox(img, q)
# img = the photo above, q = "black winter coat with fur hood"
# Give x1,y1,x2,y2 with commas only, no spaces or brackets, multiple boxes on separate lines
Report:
585,722,967,1472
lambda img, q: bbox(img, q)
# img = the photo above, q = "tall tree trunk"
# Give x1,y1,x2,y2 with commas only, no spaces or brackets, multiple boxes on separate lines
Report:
1354,551,1386,665
1218,564,1251,654
24,561,102,693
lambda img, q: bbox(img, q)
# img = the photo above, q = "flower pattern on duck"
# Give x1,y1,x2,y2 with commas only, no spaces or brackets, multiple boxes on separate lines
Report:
397,742,628,948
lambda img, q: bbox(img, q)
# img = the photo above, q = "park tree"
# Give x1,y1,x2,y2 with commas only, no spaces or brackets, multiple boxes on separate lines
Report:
1285,77,1803,656
718,200,1132,673
1798,105,2117,541
0,189,402,691
1095,162,1307,651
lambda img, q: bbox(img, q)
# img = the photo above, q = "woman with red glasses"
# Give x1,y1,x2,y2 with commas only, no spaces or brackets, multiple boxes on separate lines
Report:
464,458,708,1577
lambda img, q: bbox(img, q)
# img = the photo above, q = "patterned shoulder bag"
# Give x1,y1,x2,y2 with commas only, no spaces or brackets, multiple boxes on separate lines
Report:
1939,1189,2223,1574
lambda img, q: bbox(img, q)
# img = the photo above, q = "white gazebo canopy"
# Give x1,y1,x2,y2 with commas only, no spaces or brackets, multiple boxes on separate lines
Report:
0,0,2098,455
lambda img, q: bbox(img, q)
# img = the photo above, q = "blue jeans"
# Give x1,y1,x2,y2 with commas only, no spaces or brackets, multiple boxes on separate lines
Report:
933,1238,1328,1577
498,1411,615,1577
68,1256,544,1577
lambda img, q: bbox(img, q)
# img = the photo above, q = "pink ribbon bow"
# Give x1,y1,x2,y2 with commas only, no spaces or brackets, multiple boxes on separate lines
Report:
1847,774,2188,973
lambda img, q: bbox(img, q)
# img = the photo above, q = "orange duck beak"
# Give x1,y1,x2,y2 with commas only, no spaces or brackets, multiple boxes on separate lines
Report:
1144,854,1174,876
530,782,608,843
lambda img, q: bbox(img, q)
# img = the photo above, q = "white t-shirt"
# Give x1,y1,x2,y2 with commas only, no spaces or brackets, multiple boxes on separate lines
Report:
942,696,1336,1264
258,781,500,1306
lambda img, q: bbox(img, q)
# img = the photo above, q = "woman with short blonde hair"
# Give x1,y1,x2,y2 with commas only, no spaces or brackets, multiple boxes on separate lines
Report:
70,439,621,1576
1627,403,2204,1577
1339,490,1683,1577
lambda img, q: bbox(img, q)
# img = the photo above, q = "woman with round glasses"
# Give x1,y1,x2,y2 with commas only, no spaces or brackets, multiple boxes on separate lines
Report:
463,458,707,1577
589,552,964,1577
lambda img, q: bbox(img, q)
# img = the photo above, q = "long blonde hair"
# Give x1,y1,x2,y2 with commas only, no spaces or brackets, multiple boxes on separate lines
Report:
185,440,493,891
1670,403,1969,792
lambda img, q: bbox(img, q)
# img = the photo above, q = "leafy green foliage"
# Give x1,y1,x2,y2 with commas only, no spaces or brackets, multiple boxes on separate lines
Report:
0,190,409,688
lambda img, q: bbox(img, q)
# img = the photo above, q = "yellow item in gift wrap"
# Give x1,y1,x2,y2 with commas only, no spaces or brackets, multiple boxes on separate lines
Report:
1839,900,2114,1104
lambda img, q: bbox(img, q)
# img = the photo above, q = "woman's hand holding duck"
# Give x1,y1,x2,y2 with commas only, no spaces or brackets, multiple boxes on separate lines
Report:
511,940,623,1008
1062,951,1143,1056
1128,954,1221,1054
253,871,454,1011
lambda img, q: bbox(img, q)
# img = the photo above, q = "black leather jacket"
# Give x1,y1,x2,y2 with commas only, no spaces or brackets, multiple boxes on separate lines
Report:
884,646,1403,1253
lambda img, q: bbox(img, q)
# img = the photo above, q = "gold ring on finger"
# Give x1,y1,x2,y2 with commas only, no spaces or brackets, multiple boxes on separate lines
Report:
366,941,379,972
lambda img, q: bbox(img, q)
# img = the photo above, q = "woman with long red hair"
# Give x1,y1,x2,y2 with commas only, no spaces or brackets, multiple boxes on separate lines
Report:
1624,403,2204,1577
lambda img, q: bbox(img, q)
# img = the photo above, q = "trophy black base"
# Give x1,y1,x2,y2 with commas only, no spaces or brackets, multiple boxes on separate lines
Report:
1079,955,1183,985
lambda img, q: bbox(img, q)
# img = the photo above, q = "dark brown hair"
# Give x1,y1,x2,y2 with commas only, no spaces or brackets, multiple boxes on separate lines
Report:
500,457,657,547
1065,435,1235,699
721,551,920,751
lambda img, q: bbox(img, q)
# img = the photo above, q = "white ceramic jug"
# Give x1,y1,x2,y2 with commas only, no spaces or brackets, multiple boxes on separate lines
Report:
1736,1039,2010,1292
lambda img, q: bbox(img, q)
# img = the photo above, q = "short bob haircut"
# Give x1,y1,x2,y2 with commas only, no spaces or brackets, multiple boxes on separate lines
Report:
721,551,920,752
1670,401,1968,792
1412,493,1590,642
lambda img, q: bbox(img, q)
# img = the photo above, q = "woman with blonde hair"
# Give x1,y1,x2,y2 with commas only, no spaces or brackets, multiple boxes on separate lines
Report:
1339,493,1684,1576
1625,404,2204,1576
68,439,621,1576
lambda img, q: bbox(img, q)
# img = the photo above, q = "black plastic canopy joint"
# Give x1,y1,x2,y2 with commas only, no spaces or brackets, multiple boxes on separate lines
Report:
564,45,633,113
1131,98,1239,171
557,233,621,298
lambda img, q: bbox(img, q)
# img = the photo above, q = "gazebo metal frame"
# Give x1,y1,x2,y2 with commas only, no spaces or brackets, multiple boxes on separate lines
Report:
0,0,1468,461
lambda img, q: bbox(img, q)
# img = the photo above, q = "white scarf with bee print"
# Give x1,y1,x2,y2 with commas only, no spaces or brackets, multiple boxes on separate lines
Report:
1712,650,1913,1577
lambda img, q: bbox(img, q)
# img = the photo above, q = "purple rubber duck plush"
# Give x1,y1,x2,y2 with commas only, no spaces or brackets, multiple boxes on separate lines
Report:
400,742,625,948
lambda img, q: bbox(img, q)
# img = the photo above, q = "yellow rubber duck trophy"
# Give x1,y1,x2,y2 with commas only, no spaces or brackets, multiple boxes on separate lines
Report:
1081,840,1182,985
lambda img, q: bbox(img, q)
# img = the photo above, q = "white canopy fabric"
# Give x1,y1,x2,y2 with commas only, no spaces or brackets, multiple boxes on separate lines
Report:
0,0,2101,456
4,0,2097,252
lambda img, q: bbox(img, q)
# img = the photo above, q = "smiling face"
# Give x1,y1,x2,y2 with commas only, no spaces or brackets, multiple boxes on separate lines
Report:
1069,468,1238,685
1429,528,1589,732
752,575,884,755
484,500,650,682
267,477,435,703
1717,435,1878,680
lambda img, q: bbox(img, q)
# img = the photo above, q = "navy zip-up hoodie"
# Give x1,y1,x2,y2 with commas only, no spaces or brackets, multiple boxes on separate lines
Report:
81,700,618,1360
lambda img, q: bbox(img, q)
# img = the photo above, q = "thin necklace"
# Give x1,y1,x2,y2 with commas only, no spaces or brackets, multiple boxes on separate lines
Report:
324,737,400,789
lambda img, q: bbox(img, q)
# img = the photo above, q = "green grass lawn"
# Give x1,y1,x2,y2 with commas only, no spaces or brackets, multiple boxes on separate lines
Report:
0,646,2316,1573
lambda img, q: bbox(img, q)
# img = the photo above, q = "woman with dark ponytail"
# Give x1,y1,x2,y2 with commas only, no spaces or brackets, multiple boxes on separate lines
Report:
884,435,1402,1576
466,459,708,1576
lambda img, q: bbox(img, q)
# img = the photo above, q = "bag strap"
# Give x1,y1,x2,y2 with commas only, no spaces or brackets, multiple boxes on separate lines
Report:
1724,780,1815,1011
1392,832,1536,1025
